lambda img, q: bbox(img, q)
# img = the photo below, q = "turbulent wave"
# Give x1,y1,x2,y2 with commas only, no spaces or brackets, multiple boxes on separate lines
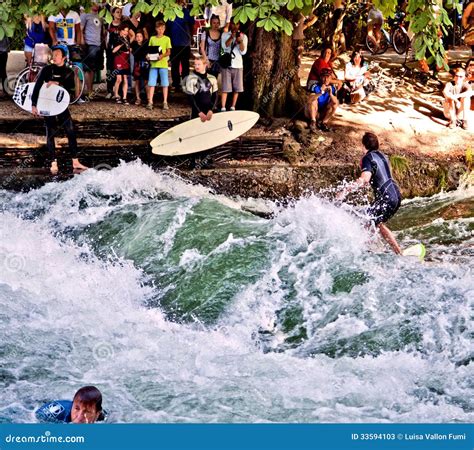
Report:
0,161,472,423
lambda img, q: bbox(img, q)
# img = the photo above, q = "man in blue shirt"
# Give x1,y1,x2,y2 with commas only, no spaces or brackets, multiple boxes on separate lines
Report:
305,68,339,132
168,0,195,90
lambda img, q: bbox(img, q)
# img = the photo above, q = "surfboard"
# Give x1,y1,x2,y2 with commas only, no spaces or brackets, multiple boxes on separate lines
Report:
13,82,70,117
402,243,426,261
150,111,260,156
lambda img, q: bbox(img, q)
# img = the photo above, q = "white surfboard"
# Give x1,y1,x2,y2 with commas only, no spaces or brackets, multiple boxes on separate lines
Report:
13,82,70,117
150,111,260,156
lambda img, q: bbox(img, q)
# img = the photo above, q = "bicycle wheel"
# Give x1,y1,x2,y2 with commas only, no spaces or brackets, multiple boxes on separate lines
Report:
366,34,378,54
70,64,85,104
377,31,389,54
392,28,409,55
14,64,43,93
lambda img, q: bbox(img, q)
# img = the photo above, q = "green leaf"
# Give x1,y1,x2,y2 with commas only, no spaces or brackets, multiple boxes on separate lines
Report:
281,18,294,36
287,0,296,11
0,27,4,41
295,0,304,9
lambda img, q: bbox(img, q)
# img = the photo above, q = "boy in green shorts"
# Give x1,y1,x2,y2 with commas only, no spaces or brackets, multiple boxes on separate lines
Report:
147,20,172,110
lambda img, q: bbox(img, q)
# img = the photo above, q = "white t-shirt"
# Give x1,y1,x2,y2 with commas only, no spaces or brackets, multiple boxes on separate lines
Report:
205,0,232,28
48,11,81,45
221,31,248,69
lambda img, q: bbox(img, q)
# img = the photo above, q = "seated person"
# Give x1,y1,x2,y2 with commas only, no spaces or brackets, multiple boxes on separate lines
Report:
36,386,106,424
466,58,474,110
182,56,218,121
305,68,339,132
307,46,334,91
367,4,384,48
344,50,371,103
442,67,472,130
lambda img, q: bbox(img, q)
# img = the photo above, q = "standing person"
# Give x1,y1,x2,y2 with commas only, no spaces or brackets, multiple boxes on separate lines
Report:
168,0,194,91
48,9,83,47
31,45,88,174
336,132,403,255
112,23,132,104
147,21,172,110
306,47,334,90
124,8,147,41
462,0,474,54
443,67,472,129
81,2,105,97
199,15,222,77
305,69,339,132
105,6,123,99
0,37,9,99
131,29,149,105
204,0,232,32
182,56,218,121
220,19,248,111
24,15,50,66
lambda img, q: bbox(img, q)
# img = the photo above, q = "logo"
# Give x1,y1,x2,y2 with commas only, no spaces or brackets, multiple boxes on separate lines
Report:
56,90,65,102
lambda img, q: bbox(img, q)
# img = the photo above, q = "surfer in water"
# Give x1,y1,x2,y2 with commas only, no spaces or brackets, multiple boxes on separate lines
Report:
36,386,106,424
31,45,88,174
336,132,402,255
182,56,218,122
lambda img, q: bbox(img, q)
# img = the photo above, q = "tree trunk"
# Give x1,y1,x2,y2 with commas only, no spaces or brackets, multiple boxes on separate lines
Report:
243,25,306,118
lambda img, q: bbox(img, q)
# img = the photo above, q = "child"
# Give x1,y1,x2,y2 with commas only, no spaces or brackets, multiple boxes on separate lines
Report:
182,56,218,121
131,29,149,105
112,23,132,104
31,45,88,174
36,386,106,424
147,20,171,110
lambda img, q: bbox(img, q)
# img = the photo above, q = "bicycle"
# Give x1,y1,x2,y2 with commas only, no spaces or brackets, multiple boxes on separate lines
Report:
367,62,398,95
366,12,410,55
14,43,85,104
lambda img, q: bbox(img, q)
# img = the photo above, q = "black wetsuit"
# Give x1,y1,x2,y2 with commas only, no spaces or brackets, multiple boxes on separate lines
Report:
361,150,402,225
31,64,78,161
187,71,218,118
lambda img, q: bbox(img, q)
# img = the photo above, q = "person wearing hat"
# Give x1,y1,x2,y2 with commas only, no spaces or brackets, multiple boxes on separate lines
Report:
31,45,88,174
305,68,339,132
442,67,472,130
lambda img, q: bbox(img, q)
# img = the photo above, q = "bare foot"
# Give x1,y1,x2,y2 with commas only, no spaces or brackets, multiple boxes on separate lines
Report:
50,160,58,175
72,158,89,171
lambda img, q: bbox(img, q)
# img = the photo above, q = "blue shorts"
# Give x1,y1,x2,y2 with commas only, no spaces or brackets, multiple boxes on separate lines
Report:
148,68,169,87
24,44,34,53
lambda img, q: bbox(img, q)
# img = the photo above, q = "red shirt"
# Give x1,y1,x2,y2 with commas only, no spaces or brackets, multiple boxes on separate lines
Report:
307,58,333,83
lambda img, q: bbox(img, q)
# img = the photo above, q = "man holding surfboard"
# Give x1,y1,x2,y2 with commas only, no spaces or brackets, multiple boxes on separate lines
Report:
31,45,88,174
336,132,402,255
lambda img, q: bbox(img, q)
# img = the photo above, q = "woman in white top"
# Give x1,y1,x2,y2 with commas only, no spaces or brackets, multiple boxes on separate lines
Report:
344,50,370,103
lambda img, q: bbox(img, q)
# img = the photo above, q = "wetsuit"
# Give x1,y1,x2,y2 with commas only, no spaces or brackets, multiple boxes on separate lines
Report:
183,70,218,118
31,64,78,162
35,400,107,423
361,150,402,225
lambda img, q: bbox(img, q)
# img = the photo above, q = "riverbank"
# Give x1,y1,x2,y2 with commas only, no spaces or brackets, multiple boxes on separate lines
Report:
0,48,472,197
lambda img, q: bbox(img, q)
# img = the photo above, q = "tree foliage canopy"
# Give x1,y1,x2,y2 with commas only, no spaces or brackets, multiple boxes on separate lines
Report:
0,0,459,66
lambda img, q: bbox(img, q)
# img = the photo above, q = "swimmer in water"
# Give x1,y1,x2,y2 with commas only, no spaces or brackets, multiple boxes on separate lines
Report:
35,385,106,423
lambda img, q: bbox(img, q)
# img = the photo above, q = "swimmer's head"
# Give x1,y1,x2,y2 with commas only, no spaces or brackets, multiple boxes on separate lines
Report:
362,132,379,151
71,386,102,424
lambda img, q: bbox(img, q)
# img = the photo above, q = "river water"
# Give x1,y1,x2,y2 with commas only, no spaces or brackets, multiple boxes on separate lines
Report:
0,161,472,423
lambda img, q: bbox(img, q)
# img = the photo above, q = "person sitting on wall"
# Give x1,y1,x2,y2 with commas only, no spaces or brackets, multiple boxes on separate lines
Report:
442,67,472,130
